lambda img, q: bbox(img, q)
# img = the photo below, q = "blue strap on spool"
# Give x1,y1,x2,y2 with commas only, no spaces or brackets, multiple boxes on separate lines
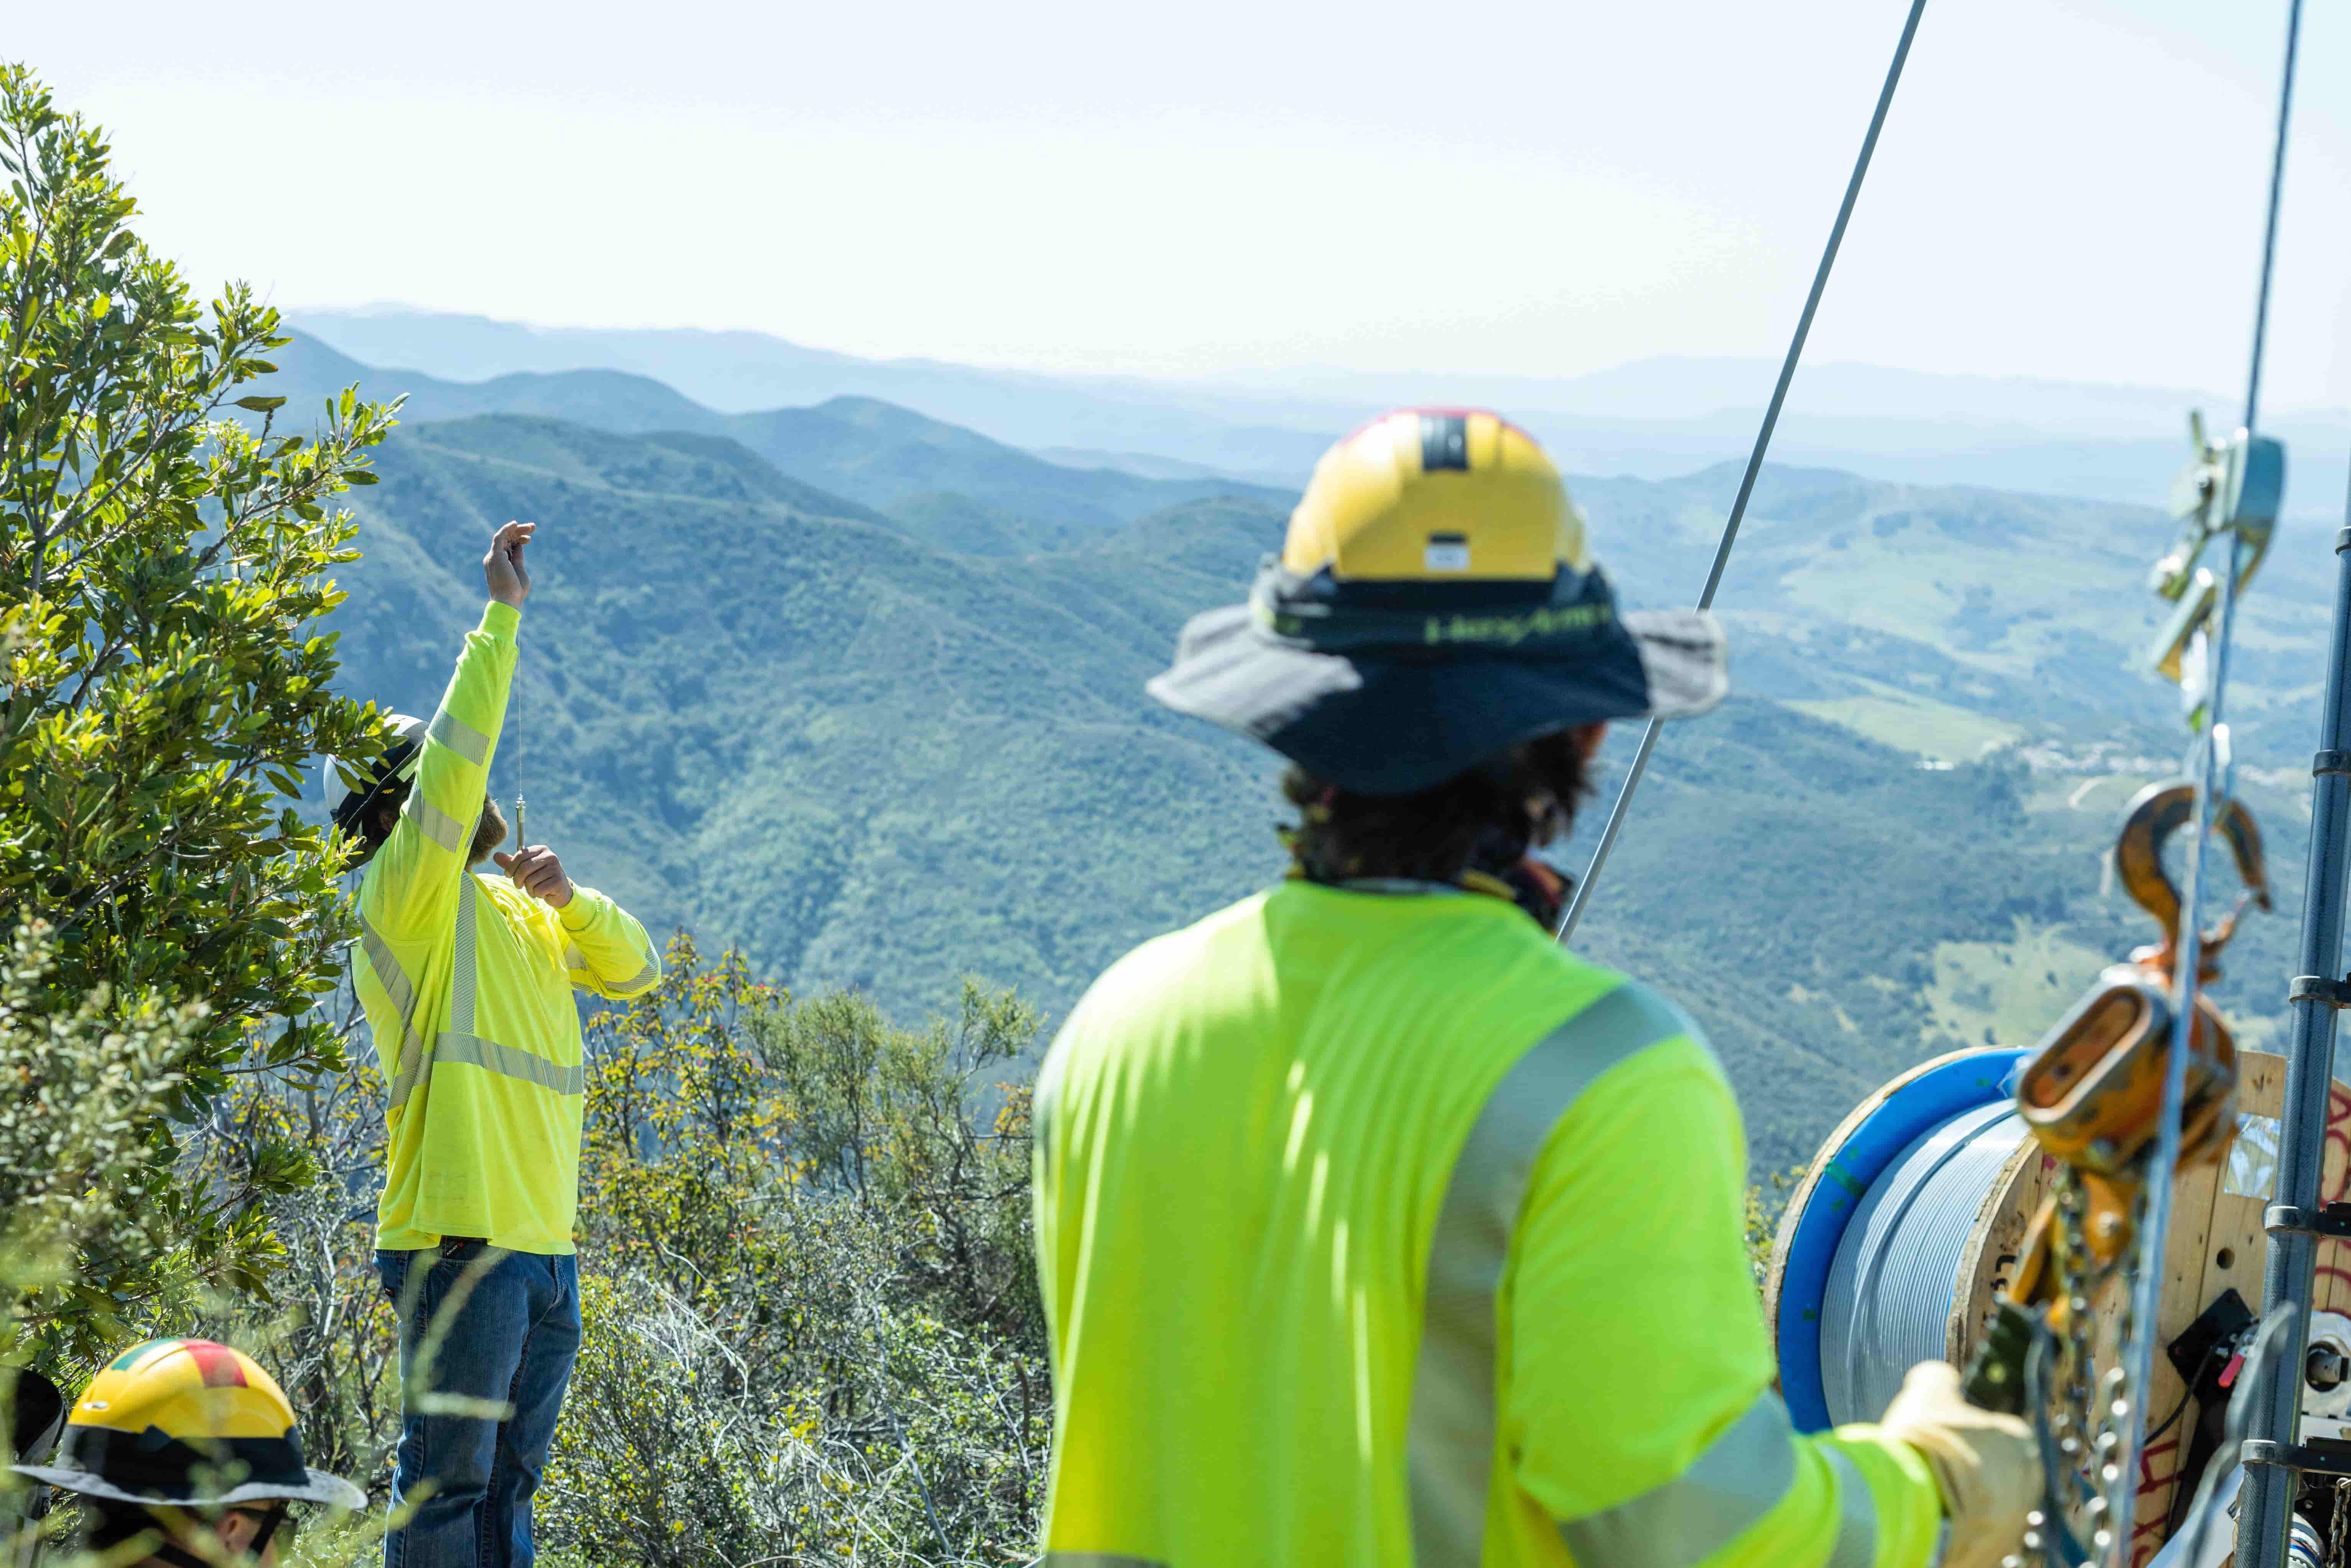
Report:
1776,1048,2030,1432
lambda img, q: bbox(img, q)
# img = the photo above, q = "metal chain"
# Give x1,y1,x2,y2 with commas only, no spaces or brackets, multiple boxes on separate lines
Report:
2030,1167,2159,1565
2328,1477,2348,1567
2091,1185,2157,1562
2035,1171,2102,1557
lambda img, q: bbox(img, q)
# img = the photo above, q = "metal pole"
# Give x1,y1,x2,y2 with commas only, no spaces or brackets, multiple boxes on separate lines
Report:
1558,0,1929,942
2216,2,2310,1556
2239,524,2351,1567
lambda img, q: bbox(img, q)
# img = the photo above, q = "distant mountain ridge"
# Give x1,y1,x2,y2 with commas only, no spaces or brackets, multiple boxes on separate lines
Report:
259,332,1292,552
291,305,2351,514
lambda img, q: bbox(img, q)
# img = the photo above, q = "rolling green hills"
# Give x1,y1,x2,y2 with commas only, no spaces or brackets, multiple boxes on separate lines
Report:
318,395,2330,1176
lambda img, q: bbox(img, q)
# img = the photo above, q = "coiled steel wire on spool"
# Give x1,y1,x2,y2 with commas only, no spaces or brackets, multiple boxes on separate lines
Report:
1815,1099,2033,1425
1767,1048,2028,1433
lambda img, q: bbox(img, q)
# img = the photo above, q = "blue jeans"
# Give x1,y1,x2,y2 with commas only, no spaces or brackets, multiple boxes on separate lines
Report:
376,1243,581,1568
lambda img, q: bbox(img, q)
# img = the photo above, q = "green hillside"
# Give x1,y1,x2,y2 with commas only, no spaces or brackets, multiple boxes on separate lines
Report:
322,407,2324,1175
330,415,1282,1016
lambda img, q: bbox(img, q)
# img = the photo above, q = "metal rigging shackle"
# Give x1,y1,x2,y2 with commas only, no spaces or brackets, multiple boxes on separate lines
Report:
2112,778,2274,978
2146,414,2283,693
1969,787,2270,1341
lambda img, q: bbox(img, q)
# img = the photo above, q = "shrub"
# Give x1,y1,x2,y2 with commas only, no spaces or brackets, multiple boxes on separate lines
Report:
541,938,1049,1564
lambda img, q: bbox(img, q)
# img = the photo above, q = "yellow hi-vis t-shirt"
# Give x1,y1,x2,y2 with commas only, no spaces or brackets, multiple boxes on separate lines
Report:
1031,880,1943,1568
357,601,663,1255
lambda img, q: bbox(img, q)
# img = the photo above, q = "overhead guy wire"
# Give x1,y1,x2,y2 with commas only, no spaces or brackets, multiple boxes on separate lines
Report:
2179,4,2307,1563
1558,0,1931,942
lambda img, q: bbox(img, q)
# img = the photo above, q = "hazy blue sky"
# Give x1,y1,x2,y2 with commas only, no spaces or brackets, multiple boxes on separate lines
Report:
18,0,2350,406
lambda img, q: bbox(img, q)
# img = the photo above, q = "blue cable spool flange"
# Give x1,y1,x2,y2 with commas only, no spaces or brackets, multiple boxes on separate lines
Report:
1768,1047,2029,1433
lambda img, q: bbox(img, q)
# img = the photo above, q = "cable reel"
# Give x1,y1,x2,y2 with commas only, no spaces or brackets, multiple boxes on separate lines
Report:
1765,398,2290,1567
1961,782,2269,1565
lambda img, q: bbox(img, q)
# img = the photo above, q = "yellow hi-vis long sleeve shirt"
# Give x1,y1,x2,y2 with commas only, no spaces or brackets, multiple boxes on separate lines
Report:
1032,880,1944,1568
358,600,663,1255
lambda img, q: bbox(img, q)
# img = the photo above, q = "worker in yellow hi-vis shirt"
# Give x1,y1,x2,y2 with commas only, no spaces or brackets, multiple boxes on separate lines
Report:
1032,411,2039,1568
326,521,662,1568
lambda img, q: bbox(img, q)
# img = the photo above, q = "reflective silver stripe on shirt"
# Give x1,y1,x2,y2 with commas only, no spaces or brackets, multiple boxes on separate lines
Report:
610,960,659,994
1038,1556,1169,1567
1823,1448,1877,1568
428,709,492,767
404,791,471,854
362,918,431,1111
1408,982,1694,1568
1557,1391,1801,1568
563,945,585,972
454,875,479,1035
434,1033,586,1096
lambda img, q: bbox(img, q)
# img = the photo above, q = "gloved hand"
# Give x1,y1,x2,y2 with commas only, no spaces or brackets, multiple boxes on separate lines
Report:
1878,1359,2040,1568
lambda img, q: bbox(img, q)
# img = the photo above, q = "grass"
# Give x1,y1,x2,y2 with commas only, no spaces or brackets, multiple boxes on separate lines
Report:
1922,917,2117,1051
1788,689,2025,762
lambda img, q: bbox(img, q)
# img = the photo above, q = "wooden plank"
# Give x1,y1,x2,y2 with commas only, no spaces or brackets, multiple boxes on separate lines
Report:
2200,1051,2284,1327
2311,1073,2351,1318
2126,1155,2225,1566
1946,1139,2053,1364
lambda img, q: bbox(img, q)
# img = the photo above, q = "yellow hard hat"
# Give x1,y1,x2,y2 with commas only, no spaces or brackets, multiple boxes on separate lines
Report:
12,1339,364,1510
1147,408,1728,795
1281,408,1591,583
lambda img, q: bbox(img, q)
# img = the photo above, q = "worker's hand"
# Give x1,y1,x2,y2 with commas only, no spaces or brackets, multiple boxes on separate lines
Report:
494,844,573,909
484,520,535,607
1878,1360,2039,1568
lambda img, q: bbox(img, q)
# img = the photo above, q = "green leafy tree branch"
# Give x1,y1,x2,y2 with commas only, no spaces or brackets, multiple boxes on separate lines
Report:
0,62,398,1364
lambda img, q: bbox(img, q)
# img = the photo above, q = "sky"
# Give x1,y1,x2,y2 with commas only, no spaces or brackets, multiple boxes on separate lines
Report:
16,0,2351,408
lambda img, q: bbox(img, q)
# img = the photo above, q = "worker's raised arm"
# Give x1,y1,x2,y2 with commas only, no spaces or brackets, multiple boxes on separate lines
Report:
360,522,531,941
494,841,663,1000
1500,992,1949,1568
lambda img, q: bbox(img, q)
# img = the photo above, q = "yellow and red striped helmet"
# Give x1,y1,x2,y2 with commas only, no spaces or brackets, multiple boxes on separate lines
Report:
10,1339,363,1509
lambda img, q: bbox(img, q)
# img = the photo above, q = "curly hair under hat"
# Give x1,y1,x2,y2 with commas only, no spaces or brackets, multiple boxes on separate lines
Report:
1278,727,1596,890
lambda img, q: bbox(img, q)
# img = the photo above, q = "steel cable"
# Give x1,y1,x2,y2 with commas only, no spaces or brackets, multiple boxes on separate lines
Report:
1818,1099,2032,1423
1559,0,1930,940
2117,6,2305,1563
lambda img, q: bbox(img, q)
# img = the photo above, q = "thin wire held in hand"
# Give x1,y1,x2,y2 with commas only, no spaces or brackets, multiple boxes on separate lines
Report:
1558,0,1931,941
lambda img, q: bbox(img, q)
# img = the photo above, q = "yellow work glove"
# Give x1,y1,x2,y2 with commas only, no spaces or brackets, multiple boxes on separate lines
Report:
1877,1359,2040,1568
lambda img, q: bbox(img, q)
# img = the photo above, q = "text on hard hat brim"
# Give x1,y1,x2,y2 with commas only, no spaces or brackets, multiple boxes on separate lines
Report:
1145,601,1727,797
11,1462,369,1512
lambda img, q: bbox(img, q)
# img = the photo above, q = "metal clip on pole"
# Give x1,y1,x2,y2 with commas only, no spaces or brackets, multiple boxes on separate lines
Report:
2145,415,2283,695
